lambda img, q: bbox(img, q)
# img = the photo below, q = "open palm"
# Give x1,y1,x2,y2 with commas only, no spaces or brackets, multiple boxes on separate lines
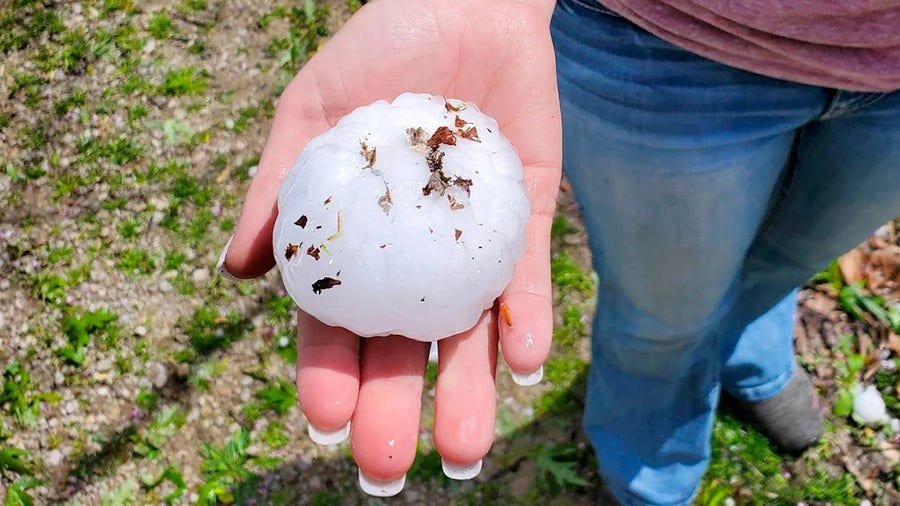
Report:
221,0,561,494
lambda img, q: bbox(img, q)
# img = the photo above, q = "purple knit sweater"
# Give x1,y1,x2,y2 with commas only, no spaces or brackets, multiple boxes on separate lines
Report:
600,0,900,91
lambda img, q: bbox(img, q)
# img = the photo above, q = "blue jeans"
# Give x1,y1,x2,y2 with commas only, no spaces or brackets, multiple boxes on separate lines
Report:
551,1,900,504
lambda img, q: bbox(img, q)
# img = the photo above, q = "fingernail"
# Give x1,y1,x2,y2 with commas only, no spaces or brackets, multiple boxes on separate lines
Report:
358,469,405,497
441,458,482,480
511,366,543,386
216,234,239,281
307,421,350,445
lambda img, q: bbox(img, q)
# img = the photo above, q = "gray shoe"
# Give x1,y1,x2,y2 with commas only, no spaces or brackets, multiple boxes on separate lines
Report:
737,368,825,453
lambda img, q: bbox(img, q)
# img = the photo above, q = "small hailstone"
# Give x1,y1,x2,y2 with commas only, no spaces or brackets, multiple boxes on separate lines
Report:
274,93,530,341
277,335,290,348
852,384,890,426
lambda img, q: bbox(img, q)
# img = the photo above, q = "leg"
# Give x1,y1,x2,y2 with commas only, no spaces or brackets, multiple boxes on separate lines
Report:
722,91,900,400
551,1,827,504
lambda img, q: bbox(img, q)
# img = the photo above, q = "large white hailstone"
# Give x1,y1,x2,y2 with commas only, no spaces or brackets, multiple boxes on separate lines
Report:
852,384,890,426
273,93,530,341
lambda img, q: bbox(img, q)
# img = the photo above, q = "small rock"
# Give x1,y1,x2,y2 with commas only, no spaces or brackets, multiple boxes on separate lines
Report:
46,449,64,468
192,268,210,284
248,165,258,178
853,384,890,426
147,362,169,389
134,325,147,337
64,400,79,415
95,358,113,373
159,280,174,293
96,386,111,397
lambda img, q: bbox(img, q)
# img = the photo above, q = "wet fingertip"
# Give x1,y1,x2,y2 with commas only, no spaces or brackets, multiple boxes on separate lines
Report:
308,421,350,445
441,458,482,480
511,365,543,386
358,469,405,497
216,234,240,281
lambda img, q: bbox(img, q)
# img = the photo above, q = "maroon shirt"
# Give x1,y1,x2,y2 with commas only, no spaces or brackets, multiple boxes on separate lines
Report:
600,0,900,91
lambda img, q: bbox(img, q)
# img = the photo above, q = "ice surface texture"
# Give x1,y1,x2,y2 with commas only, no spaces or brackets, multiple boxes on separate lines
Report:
273,93,530,341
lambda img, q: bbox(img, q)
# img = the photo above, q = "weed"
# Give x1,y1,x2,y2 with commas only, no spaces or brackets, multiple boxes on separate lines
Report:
141,466,187,505
127,104,147,123
178,0,208,14
188,358,228,390
243,378,297,422
163,251,187,271
160,68,208,96
58,308,119,365
117,218,141,239
30,271,68,305
148,11,178,39
1,361,61,427
54,88,87,116
117,248,156,275
260,421,289,449
0,446,33,477
178,307,249,360
507,443,593,494
551,252,594,296
4,476,42,506
132,405,185,459
135,389,160,412
702,412,860,503
262,1,329,73
554,305,587,349
99,478,139,506
196,429,280,505
102,0,134,14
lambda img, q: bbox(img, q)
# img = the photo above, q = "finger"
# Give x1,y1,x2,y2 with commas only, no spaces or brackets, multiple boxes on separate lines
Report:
498,164,558,383
433,310,498,479
222,68,333,279
351,336,429,496
295,311,360,444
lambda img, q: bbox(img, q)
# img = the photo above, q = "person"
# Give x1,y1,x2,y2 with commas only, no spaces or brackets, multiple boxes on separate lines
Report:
218,0,900,504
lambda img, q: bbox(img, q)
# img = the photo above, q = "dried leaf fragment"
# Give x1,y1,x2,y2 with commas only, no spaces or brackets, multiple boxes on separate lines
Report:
294,215,308,228
455,229,462,241
306,245,321,260
445,100,465,112
360,141,377,168
423,169,451,196
327,211,343,241
427,126,457,148
312,277,341,294
459,126,481,143
454,115,468,128
499,302,513,327
379,188,393,214
452,176,473,196
448,195,464,210
323,196,333,205
407,127,427,148
285,243,300,260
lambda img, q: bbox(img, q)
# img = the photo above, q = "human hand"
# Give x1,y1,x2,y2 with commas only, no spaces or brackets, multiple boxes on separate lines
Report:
219,0,561,495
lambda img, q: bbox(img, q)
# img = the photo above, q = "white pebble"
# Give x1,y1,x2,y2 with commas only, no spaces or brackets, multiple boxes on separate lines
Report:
852,384,890,426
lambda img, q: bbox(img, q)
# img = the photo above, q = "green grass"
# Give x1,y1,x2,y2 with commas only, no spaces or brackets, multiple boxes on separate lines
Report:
160,68,208,96
701,412,860,504
116,248,156,275
148,11,177,39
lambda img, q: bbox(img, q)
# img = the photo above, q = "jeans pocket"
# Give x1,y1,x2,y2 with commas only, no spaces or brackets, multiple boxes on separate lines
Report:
560,0,624,18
